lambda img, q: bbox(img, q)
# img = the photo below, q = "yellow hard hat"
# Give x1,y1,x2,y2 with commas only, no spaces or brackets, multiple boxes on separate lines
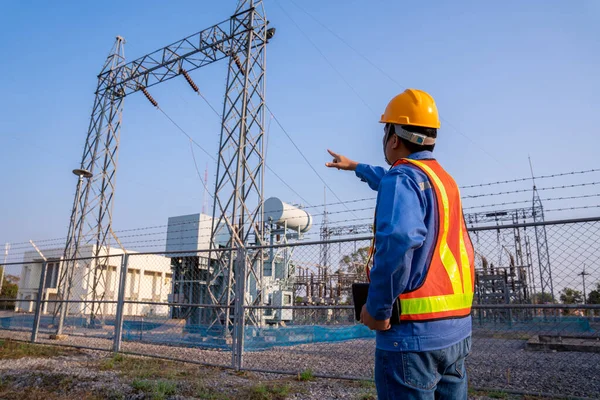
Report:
380,89,441,129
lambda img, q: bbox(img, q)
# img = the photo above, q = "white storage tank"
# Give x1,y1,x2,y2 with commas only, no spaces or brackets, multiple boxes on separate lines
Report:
264,197,312,233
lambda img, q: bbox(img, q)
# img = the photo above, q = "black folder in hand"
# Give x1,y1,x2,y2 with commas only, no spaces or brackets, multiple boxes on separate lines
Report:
352,283,401,325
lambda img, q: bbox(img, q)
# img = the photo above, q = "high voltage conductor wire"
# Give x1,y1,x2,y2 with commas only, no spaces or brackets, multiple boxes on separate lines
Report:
280,0,504,167
8,175,597,251
4,206,378,253
174,74,314,207
266,105,359,219
274,0,376,115
156,101,312,206
8,181,598,251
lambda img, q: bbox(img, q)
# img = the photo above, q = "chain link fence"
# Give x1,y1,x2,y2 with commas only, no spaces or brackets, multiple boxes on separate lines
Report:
1,217,599,397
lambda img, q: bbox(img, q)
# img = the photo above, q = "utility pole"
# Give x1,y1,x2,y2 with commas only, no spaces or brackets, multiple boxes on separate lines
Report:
579,265,590,304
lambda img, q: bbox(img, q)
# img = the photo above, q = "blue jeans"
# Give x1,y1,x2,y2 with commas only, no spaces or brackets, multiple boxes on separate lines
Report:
374,336,471,400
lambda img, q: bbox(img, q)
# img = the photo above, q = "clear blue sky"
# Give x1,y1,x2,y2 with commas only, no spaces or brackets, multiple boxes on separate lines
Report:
1,0,599,261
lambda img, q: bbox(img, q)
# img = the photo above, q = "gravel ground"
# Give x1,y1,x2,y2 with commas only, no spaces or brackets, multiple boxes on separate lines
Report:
0,349,377,399
0,346,535,400
1,329,599,398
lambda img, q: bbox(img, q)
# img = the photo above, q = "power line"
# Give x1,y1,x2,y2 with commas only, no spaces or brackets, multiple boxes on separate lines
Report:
3,204,377,253
2,220,375,259
6,164,600,250
163,103,600,201
260,108,313,206
285,0,504,167
198,91,222,119
266,105,359,218
158,107,216,162
6,182,600,250
266,165,313,206
305,196,375,209
275,0,377,115
6,173,600,250
17,198,375,248
189,139,214,200
461,168,600,189
154,37,358,215
3,194,377,248
7,196,600,258
173,81,314,207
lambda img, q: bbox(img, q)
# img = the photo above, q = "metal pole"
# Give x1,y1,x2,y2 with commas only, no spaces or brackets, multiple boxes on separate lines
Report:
57,174,86,336
224,4,257,334
31,261,48,343
112,254,128,352
232,248,247,370
580,264,588,305
232,248,241,369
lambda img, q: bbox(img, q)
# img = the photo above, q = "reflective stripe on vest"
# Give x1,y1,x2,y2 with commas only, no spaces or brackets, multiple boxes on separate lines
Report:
366,158,475,322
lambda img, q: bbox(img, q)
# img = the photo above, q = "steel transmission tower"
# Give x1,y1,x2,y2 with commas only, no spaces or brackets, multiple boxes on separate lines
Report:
56,1,271,335
532,187,554,300
56,37,126,334
528,157,554,301
207,0,268,330
319,188,330,271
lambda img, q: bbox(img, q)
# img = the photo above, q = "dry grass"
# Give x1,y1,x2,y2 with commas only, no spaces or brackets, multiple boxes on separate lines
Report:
0,339,82,360
242,382,293,400
0,375,102,400
0,342,377,399
99,353,203,380
98,353,303,399
131,378,177,400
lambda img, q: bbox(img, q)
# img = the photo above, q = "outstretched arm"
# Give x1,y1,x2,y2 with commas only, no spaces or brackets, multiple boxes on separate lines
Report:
325,149,386,191
355,164,387,191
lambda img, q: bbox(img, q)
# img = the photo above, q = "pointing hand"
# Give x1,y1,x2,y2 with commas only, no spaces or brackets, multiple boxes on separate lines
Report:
325,149,358,171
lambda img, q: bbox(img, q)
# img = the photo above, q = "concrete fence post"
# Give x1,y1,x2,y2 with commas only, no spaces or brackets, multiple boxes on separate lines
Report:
31,261,48,343
113,254,129,352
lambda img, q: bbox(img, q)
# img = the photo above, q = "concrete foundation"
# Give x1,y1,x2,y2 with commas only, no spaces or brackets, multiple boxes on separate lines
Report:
527,334,600,353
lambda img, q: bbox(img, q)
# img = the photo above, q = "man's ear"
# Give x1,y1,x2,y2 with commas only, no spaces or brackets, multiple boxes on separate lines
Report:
391,134,401,150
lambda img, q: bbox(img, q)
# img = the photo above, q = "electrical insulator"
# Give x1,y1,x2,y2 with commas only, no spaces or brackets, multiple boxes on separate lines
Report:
138,85,158,107
232,54,245,76
180,69,199,93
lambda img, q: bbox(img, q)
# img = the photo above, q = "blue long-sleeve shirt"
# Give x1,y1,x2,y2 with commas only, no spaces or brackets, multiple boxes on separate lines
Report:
355,150,471,352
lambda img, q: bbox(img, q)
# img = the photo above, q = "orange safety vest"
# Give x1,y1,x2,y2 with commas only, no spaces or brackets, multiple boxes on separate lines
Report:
367,158,475,322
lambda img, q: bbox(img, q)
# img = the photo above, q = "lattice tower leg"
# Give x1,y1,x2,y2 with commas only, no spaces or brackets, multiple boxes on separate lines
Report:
206,0,268,333
533,189,554,300
55,37,126,334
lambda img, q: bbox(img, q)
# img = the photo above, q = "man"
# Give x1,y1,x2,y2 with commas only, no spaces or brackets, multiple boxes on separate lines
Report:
325,89,474,400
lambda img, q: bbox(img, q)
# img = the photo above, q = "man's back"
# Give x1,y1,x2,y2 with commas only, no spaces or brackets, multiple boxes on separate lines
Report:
356,151,472,353
326,88,474,399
